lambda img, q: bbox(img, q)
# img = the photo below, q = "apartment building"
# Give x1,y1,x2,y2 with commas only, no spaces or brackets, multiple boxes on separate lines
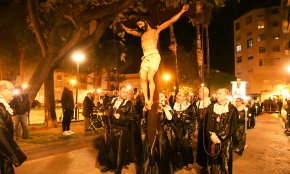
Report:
234,3,290,99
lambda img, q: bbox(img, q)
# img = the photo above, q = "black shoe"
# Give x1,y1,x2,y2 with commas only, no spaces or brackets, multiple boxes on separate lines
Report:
100,167,110,173
237,151,243,156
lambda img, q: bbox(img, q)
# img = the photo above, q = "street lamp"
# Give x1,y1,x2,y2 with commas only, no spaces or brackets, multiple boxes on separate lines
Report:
163,74,171,94
70,79,77,86
72,52,85,120
22,83,28,90
286,65,290,73
126,85,132,90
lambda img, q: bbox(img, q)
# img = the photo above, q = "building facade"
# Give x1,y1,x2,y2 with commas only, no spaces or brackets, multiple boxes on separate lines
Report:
234,3,290,100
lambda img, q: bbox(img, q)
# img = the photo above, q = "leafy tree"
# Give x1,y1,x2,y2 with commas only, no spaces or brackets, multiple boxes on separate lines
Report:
26,0,137,127
23,0,234,128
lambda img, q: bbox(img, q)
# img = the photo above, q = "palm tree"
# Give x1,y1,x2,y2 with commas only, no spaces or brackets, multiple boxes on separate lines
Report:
189,0,226,84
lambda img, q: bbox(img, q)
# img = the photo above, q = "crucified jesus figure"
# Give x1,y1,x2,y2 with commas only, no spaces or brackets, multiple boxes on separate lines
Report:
121,4,189,110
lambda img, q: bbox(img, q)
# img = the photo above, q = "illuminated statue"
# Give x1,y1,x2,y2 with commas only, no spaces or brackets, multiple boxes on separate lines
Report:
121,4,189,110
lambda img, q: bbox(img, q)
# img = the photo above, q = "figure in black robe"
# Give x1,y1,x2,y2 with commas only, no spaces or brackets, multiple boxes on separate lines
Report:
195,97,211,173
95,96,133,174
171,101,196,170
0,103,27,174
233,103,247,156
142,92,174,174
206,102,238,174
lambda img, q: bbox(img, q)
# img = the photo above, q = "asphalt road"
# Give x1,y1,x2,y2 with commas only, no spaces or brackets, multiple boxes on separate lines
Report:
15,113,290,174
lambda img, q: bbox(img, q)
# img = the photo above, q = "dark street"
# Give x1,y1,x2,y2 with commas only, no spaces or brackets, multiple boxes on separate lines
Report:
15,113,290,174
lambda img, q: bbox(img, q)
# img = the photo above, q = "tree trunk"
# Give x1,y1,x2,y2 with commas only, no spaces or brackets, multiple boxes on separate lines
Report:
44,70,58,128
169,25,179,94
19,48,26,84
205,26,210,88
196,25,204,82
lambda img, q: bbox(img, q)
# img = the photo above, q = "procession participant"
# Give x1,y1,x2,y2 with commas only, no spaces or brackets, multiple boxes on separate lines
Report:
171,91,196,170
233,97,247,155
0,80,27,173
96,86,133,174
195,86,211,174
205,88,238,174
142,92,174,174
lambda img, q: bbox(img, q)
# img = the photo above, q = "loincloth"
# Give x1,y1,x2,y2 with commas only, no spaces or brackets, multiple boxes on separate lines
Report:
140,53,161,72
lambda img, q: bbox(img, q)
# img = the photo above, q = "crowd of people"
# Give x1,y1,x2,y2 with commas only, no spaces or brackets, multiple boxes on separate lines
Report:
0,77,286,174
86,85,259,174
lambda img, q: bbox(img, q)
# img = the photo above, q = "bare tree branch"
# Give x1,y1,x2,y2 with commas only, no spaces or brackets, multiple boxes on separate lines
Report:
51,27,83,65
77,0,136,24
28,0,47,57
52,16,112,65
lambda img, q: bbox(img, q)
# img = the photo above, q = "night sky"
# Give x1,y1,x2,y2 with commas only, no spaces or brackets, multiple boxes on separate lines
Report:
123,5,236,74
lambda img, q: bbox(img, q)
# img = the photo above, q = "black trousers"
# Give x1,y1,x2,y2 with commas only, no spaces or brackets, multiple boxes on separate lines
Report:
62,109,73,131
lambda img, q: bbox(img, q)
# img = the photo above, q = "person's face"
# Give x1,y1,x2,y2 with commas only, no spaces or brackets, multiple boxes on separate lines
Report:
127,90,134,100
119,88,128,100
1,84,14,103
137,21,148,32
216,89,227,103
176,92,186,103
199,87,209,100
159,93,166,103
235,98,242,107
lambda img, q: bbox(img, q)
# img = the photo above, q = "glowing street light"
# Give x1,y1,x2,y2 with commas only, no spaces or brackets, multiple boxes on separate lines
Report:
163,74,171,94
126,85,132,90
70,79,77,86
13,89,20,95
97,88,102,93
72,51,85,120
286,65,290,73
22,83,28,90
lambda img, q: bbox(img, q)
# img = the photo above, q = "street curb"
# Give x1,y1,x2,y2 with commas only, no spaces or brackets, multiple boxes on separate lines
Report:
21,134,100,161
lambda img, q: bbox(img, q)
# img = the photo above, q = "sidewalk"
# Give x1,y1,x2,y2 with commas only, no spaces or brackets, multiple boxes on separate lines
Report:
17,121,101,154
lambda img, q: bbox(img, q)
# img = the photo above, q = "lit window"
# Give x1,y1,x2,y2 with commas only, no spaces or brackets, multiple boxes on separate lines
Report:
258,34,265,41
236,44,242,52
237,56,242,63
258,21,265,29
259,47,266,53
247,38,253,48
273,33,280,40
272,45,280,52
